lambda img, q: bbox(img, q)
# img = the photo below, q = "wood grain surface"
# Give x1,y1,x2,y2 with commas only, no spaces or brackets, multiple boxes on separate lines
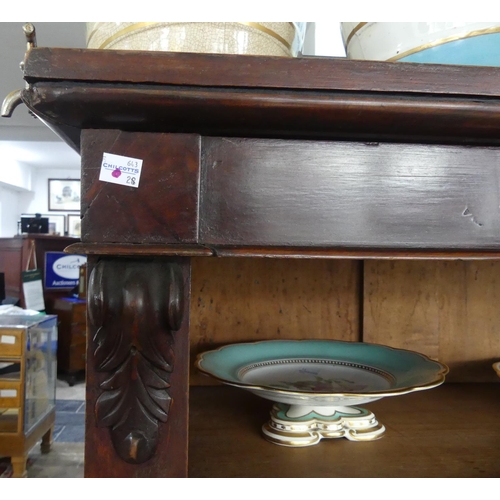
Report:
189,257,361,385
23,47,500,97
23,83,500,149
189,384,500,478
65,242,213,257
80,130,200,245
212,247,500,259
84,256,191,477
201,138,500,250
22,48,500,150
364,260,500,382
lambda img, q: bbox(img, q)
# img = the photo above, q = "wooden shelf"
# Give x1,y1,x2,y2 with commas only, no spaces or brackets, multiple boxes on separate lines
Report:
188,383,500,478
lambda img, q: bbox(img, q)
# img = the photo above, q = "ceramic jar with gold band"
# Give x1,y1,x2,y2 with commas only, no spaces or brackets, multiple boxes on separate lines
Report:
86,22,307,57
341,22,500,66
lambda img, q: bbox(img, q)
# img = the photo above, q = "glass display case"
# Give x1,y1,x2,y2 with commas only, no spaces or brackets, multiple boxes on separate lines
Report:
0,314,57,477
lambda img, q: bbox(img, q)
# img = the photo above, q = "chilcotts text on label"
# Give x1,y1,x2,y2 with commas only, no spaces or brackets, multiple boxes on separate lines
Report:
99,152,143,188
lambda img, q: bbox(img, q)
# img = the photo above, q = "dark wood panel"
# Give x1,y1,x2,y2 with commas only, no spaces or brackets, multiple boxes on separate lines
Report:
65,244,500,260
22,49,500,150
0,239,23,299
80,130,200,245
201,138,500,250
23,84,500,148
67,343,86,372
65,242,212,257
23,47,500,97
50,298,87,377
84,256,191,477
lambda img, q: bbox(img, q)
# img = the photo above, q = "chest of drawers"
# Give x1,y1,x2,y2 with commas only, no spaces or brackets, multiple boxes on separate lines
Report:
49,298,86,386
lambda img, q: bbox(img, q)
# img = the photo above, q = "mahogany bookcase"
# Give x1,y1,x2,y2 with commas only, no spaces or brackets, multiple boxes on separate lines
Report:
17,46,500,477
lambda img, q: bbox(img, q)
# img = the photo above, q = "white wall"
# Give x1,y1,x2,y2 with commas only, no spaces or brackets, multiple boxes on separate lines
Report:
303,22,346,57
314,21,346,57
0,185,21,237
0,156,33,236
17,167,81,236
0,158,33,192
0,166,80,237
19,167,80,215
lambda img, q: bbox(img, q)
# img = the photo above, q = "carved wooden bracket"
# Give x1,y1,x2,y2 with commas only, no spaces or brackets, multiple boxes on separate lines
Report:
88,259,184,464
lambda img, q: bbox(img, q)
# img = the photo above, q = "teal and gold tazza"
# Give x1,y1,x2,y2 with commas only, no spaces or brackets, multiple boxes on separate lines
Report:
197,340,448,447
196,339,448,407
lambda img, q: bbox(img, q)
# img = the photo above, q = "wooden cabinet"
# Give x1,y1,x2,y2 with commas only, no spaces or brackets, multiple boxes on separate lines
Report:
0,315,57,477
0,235,79,310
50,298,86,385
19,47,500,477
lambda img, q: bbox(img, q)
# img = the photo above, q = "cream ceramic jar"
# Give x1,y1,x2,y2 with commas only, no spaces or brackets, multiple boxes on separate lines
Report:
341,22,500,65
86,22,307,57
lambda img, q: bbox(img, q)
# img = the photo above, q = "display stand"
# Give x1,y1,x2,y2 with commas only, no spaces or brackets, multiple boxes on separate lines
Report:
0,315,57,477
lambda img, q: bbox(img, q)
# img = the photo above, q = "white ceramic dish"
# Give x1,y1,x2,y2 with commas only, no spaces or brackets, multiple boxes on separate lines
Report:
197,340,448,446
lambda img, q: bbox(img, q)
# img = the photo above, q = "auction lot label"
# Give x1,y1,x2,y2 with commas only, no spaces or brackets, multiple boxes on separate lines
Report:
99,152,143,188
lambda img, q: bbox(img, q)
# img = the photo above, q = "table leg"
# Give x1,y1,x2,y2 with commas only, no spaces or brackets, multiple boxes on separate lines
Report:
84,256,191,477
11,454,28,478
41,425,54,454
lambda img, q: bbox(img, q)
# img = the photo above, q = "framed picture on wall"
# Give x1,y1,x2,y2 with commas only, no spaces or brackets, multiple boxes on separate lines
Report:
48,178,81,212
67,214,81,238
21,213,66,236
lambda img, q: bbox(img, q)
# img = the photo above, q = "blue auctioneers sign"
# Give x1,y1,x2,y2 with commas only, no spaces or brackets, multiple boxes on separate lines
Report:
44,252,87,289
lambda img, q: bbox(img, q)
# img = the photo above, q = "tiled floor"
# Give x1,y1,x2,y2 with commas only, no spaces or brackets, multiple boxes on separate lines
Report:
3,377,86,478
52,399,86,443
26,442,84,478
